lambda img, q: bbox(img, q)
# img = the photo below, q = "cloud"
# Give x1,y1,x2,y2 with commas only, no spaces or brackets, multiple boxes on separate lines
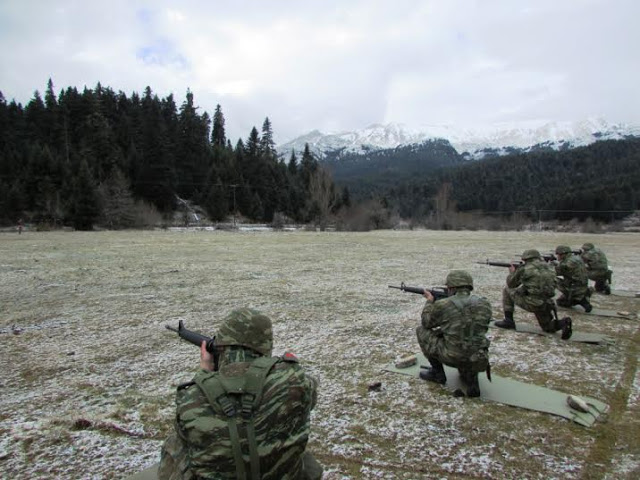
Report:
0,0,638,143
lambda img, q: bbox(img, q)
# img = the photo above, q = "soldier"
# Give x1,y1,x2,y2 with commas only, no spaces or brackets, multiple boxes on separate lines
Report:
417,270,492,398
495,249,573,340
158,308,323,480
554,245,592,312
581,242,612,295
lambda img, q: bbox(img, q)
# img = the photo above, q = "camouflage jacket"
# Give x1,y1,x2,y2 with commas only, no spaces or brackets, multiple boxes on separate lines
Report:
506,258,557,299
168,349,317,480
555,255,588,290
420,290,492,371
581,247,608,273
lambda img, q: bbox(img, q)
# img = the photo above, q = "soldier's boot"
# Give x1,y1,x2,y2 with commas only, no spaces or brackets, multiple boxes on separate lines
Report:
494,310,516,330
459,369,481,398
594,279,606,293
466,372,481,398
578,297,593,313
604,271,612,295
419,357,447,385
560,317,573,340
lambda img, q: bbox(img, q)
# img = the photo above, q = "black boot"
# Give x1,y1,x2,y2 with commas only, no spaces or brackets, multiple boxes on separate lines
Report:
579,298,592,313
419,358,446,384
494,311,516,330
460,370,480,398
560,317,573,340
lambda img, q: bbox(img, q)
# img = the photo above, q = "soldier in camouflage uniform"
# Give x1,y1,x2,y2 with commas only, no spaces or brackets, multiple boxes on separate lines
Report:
417,270,492,397
554,245,592,312
581,242,612,295
495,249,572,340
158,308,323,480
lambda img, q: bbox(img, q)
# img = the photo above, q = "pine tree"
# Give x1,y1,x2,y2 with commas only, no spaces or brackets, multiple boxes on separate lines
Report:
287,149,298,175
260,117,276,160
211,104,226,148
69,157,100,230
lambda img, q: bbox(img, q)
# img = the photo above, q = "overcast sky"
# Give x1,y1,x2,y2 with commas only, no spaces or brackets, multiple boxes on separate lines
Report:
0,0,638,143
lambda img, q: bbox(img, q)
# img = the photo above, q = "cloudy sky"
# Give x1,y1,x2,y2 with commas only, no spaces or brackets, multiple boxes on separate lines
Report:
0,0,638,143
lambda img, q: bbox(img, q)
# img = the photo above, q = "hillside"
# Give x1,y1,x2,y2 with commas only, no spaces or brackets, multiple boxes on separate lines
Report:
388,138,640,221
324,139,463,198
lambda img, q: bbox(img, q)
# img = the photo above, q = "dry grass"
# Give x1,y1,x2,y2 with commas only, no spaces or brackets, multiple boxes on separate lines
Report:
0,229,638,479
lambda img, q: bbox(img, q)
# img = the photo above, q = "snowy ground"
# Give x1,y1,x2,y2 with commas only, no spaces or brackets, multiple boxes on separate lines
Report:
0,229,638,479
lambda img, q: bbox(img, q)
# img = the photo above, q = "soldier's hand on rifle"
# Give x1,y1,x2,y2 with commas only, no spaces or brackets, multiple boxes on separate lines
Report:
423,290,435,303
509,264,517,273
200,341,215,371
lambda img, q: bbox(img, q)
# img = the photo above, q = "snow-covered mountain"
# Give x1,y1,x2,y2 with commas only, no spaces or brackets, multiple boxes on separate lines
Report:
277,118,640,160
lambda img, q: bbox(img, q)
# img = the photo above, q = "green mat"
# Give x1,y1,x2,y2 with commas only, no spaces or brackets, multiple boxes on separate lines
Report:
608,289,640,298
489,320,615,345
124,464,158,480
383,353,608,427
557,305,637,319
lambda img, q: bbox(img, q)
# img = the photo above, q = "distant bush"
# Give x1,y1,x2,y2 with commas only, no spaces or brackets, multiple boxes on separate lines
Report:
131,200,163,229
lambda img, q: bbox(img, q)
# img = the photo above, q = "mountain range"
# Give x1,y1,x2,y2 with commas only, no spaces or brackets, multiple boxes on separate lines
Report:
277,118,640,160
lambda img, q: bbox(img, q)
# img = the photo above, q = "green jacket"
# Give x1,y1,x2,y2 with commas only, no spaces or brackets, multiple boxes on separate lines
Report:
161,350,317,480
418,289,492,373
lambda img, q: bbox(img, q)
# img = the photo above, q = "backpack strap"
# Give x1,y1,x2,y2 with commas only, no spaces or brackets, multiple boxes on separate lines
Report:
194,357,279,480
242,357,280,480
194,374,246,480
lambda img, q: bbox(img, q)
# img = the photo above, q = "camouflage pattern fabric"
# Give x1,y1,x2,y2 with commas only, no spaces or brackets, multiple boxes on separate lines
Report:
417,289,492,374
581,247,608,277
216,308,274,356
159,347,320,480
555,254,589,304
503,258,558,332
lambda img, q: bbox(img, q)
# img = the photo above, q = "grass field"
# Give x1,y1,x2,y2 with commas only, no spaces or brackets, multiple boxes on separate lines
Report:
0,229,638,479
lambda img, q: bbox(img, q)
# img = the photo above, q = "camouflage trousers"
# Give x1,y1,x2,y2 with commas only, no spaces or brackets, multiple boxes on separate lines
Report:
587,269,612,292
416,326,489,374
502,287,558,333
158,431,323,480
556,279,589,305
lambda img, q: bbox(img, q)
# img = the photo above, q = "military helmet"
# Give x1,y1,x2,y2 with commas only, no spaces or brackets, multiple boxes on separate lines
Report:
582,242,595,251
521,249,541,260
555,245,571,255
216,308,273,356
445,270,474,290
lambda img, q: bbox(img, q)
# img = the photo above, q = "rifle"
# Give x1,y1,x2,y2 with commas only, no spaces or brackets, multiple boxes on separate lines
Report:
166,320,220,370
388,282,449,301
476,259,523,268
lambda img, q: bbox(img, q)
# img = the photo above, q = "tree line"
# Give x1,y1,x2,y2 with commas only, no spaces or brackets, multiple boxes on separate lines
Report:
0,79,348,229
385,138,640,222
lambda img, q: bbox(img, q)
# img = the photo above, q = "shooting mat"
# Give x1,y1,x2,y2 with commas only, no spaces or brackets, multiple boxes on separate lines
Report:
488,320,615,345
607,289,640,298
557,305,637,319
124,464,158,480
382,353,608,427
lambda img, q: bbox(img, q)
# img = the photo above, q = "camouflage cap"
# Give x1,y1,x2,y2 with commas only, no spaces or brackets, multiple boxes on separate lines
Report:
445,270,474,290
216,308,273,356
581,242,595,251
555,245,572,255
521,249,541,260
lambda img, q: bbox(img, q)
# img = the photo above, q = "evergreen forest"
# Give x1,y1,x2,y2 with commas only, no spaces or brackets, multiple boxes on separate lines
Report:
384,138,640,222
2,79,639,231
0,80,345,229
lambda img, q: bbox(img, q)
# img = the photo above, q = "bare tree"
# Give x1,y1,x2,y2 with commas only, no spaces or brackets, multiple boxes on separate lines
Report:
308,167,337,230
